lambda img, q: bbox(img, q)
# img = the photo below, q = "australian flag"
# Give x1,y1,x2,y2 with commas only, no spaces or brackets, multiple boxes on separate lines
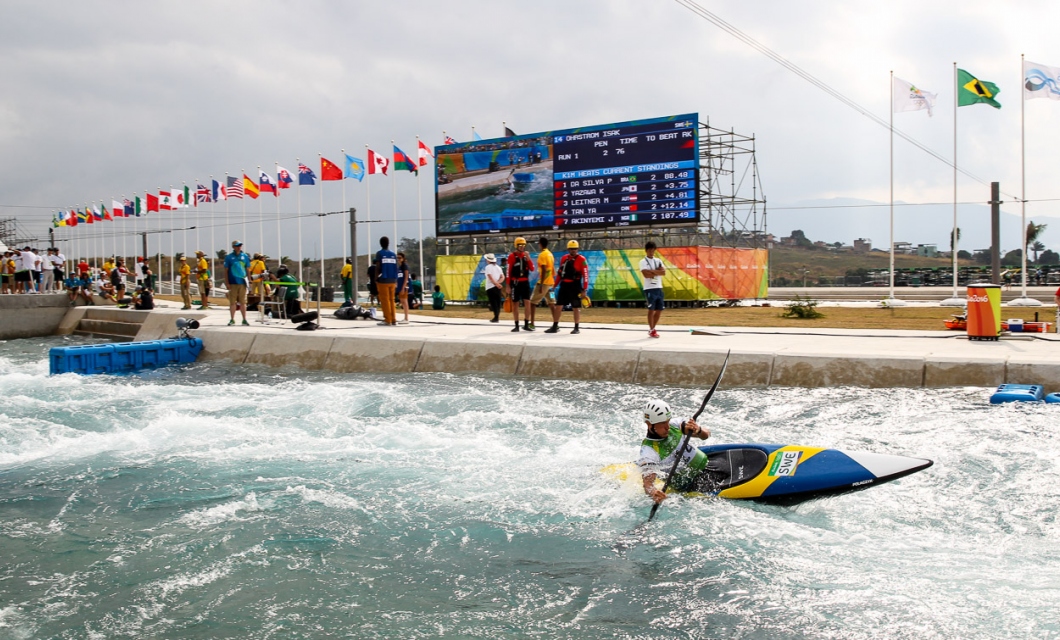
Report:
298,163,316,186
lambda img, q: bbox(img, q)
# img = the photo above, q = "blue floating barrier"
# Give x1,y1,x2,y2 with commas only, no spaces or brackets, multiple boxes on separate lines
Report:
989,383,1044,404
1045,393,1060,404
50,338,203,375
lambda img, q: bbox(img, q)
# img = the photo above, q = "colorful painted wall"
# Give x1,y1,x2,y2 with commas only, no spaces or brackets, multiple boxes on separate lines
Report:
436,247,768,302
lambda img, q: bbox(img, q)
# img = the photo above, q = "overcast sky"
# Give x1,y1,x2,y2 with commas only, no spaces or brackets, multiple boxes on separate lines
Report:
2,0,1059,258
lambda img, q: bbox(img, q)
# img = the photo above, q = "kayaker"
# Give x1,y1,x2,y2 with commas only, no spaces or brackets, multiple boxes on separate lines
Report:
637,399,711,505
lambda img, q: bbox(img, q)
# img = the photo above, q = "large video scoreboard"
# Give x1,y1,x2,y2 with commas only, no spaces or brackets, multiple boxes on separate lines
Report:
435,113,699,237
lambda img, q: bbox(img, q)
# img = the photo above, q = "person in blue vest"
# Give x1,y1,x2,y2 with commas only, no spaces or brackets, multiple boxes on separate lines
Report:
224,240,252,326
374,236,398,326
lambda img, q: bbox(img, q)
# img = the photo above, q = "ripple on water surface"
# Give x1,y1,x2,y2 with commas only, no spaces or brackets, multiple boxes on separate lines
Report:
0,336,1058,638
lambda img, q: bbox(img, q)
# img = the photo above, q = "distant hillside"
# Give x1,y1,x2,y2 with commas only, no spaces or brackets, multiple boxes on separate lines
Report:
768,197,1057,254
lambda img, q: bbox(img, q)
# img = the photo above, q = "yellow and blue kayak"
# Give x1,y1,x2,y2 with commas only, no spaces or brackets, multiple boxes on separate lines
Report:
604,443,933,506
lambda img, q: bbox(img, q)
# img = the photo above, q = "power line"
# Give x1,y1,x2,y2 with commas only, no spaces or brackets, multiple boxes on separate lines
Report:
672,0,1021,200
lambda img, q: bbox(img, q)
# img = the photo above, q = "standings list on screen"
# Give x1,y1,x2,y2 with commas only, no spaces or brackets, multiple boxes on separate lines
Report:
551,115,699,229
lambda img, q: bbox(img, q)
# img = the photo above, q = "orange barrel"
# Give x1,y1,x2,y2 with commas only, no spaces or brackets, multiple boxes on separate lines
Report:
967,283,1002,340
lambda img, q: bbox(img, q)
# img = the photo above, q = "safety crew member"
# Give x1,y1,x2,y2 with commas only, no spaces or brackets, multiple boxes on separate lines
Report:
506,237,535,332
549,239,589,334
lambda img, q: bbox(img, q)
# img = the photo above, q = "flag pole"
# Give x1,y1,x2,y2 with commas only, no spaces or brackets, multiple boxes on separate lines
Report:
241,169,247,242
275,162,282,267
169,185,176,291
365,144,373,263
209,175,215,282
341,148,348,264
416,135,425,286
318,153,325,289
1012,53,1040,307
887,71,897,305
941,62,964,307
257,166,264,255
156,189,162,292
296,158,303,285
391,139,398,244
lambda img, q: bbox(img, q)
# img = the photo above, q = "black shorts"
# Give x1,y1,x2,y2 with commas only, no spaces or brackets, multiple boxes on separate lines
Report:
510,280,531,303
14,271,30,283
556,282,583,307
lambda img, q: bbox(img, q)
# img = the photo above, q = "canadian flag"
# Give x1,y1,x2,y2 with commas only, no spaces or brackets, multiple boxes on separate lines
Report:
417,140,433,167
367,148,389,175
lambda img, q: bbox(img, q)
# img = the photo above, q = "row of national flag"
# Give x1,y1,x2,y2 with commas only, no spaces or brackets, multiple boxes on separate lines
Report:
54,140,436,228
892,60,1060,117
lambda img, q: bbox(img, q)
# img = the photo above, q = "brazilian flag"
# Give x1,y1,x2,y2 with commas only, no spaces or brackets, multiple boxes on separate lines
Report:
958,69,1001,109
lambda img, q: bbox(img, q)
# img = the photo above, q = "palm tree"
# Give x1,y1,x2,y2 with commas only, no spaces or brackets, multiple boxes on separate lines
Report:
1031,241,1046,263
1026,221,1047,252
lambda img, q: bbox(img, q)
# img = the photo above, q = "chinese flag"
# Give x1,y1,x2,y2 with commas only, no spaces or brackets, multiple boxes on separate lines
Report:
321,157,343,181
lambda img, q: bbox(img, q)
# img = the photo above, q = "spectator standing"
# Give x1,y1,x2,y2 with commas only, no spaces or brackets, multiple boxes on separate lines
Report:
224,240,251,326
77,258,91,279
639,241,666,338
2,251,14,294
140,260,155,292
340,257,354,305
483,253,505,322
40,248,56,292
396,252,411,324
530,237,557,330
178,256,193,309
111,258,127,302
432,285,446,309
50,248,66,291
248,253,267,297
409,273,423,310
374,236,398,326
195,250,212,309
366,263,378,307
15,247,36,294
29,248,42,293
506,237,535,332
548,240,589,334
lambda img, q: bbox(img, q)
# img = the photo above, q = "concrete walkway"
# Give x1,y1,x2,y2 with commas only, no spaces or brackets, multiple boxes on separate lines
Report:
139,299,1060,391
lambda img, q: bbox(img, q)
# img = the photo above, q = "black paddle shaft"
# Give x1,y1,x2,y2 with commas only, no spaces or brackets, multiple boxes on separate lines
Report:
647,350,731,522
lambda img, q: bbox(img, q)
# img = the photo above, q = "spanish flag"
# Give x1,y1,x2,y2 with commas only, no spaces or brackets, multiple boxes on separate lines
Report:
243,174,260,199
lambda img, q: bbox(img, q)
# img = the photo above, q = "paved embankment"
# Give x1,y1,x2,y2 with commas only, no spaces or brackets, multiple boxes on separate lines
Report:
162,307,1060,390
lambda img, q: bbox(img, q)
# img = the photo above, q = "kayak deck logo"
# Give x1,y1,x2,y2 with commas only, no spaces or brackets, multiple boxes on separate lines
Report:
768,450,802,477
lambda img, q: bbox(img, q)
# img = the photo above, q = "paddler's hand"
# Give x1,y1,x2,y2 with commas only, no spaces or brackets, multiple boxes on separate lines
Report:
684,418,710,440
649,488,667,504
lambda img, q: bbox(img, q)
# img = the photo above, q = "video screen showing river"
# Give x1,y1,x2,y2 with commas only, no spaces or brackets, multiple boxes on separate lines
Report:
2,337,1057,638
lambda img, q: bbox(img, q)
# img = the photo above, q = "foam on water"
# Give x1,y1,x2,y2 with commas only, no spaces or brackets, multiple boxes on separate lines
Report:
2,337,1059,638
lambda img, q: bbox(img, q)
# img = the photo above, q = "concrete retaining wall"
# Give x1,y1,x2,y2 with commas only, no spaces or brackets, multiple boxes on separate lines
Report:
0,294,77,339
189,327,1059,391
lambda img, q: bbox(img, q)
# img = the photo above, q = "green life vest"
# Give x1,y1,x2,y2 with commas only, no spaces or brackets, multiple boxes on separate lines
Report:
642,425,708,481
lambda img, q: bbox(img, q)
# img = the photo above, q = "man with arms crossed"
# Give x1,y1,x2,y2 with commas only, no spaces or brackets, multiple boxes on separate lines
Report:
530,237,557,332
224,240,251,326
640,241,666,338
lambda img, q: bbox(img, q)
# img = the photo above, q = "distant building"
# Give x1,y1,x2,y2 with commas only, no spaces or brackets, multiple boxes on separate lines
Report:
853,238,872,253
892,241,914,254
916,244,938,258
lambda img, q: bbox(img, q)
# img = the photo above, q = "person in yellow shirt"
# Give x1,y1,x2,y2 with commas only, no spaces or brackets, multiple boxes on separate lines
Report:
529,237,557,330
102,258,115,274
195,250,211,309
248,253,267,296
340,257,354,304
178,256,193,309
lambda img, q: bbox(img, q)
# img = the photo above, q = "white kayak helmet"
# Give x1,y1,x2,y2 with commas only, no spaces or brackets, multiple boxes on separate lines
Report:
643,399,672,424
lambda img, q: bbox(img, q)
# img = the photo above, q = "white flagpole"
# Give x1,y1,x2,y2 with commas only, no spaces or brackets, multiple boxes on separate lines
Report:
194,181,201,260
341,148,348,263
257,166,264,254
391,139,398,244
1012,53,1041,306
296,158,303,285
241,169,247,242
318,153,325,289
365,145,372,255
169,185,175,290
274,162,282,266
156,189,162,290
888,71,896,302
209,175,215,282
941,63,964,307
416,135,425,284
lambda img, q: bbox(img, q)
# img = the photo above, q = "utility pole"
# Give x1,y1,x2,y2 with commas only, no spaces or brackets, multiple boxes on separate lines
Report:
990,182,1001,285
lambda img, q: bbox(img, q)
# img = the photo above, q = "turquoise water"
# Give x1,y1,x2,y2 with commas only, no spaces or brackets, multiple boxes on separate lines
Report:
1,337,1059,639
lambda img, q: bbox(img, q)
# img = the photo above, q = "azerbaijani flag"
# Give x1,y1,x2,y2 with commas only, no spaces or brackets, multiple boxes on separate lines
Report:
393,145,416,172
243,174,260,199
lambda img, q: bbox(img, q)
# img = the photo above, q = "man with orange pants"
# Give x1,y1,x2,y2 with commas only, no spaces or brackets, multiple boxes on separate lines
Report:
374,236,398,326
